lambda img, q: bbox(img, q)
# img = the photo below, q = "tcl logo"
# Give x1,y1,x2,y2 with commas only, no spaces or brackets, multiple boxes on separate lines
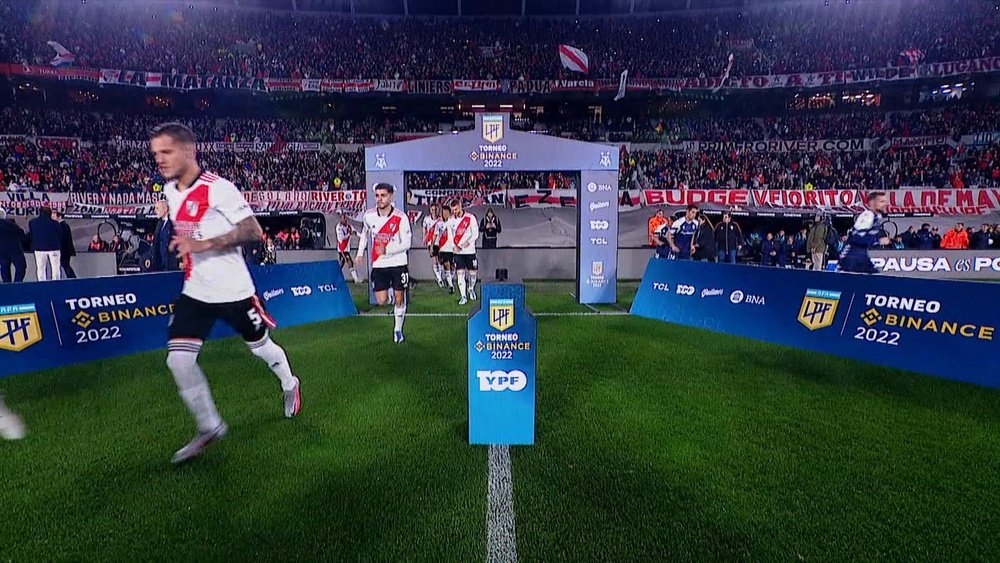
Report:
316,284,338,292
652,282,670,292
590,220,610,230
676,284,695,296
291,286,312,297
477,370,528,392
589,237,608,245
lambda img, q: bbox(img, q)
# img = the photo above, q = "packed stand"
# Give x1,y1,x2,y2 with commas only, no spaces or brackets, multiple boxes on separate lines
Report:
2,0,998,80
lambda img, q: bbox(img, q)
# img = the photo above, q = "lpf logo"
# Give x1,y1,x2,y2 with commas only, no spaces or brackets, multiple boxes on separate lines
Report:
489,299,514,332
477,370,527,392
374,153,387,169
482,115,505,144
797,289,842,331
0,303,42,352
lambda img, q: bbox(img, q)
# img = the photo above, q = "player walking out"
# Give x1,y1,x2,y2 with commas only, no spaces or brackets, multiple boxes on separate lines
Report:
150,123,301,465
356,183,412,343
336,214,362,284
437,206,456,294
422,204,445,288
449,199,479,305
838,191,890,274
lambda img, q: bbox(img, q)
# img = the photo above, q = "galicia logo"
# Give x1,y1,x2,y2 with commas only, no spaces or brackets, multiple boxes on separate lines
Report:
263,289,285,301
701,288,724,298
589,201,610,212
477,370,528,392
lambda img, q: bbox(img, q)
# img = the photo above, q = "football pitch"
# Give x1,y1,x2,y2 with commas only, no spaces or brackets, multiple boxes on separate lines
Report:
2,281,999,560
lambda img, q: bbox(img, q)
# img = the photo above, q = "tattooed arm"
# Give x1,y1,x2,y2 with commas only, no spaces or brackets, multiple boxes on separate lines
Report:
206,216,263,251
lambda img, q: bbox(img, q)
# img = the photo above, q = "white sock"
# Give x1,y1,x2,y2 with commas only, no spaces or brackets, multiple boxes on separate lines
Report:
248,333,297,391
446,270,454,288
167,344,223,433
350,268,360,283
457,271,467,298
433,264,443,283
394,302,406,332
469,271,478,292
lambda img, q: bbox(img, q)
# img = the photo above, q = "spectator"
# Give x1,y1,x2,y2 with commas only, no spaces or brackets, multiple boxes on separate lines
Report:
970,224,994,250
714,212,741,264
108,234,126,254
150,200,179,271
27,206,62,281
480,208,502,249
648,210,668,247
53,211,77,279
901,226,917,249
806,215,828,272
940,223,970,249
0,209,27,283
761,232,778,267
892,236,905,250
913,223,934,250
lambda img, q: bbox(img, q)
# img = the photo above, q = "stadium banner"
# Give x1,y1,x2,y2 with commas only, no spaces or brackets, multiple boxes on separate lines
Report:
578,171,620,304
630,259,1000,388
961,131,1000,147
109,140,321,152
406,188,505,207
641,188,1000,215
0,261,357,378
682,138,873,153
507,189,577,209
870,250,1000,280
0,192,71,215
467,283,536,445
9,55,1000,95
889,135,958,149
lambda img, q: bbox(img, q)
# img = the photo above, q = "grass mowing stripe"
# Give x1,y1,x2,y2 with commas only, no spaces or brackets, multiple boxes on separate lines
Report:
487,445,518,563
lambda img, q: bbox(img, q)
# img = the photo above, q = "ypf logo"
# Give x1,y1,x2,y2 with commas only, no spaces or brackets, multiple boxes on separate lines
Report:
590,220,610,231
477,370,527,392
676,284,695,296
291,286,312,297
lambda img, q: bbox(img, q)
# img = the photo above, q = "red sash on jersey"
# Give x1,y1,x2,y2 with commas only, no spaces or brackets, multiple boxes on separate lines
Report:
439,228,449,247
372,213,402,263
175,184,211,281
424,219,439,245
338,236,349,252
454,215,472,249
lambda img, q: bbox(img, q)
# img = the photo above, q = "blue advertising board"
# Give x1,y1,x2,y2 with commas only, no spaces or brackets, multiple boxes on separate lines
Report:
577,170,620,305
468,284,536,445
631,258,1000,388
0,261,357,378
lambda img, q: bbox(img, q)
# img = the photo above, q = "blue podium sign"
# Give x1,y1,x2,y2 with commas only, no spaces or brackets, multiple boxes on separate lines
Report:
467,283,537,445
0,261,357,378
631,258,1000,388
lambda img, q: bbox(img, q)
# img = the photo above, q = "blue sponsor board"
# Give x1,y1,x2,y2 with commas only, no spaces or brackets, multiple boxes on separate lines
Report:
468,284,537,445
631,258,1000,388
0,261,357,378
577,170,620,304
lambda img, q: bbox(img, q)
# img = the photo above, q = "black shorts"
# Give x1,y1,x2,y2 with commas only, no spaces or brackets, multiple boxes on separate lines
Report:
371,265,409,292
429,245,440,258
453,254,478,271
338,251,353,263
438,251,455,265
168,294,275,343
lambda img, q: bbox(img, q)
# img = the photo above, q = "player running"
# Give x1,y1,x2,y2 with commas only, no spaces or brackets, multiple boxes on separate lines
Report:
336,214,362,284
437,205,456,294
449,199,479,305
838,191,890,274
150,123,301,465
422,204,445,288
356,183,412,343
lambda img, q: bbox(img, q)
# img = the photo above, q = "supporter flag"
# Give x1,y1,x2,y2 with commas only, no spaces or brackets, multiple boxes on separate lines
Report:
46,41,75,67
711,53,734,93
558,45,589,74
614,69,628,101
901,48,925,65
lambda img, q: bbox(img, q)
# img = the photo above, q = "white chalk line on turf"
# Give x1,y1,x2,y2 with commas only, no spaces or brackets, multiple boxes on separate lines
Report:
487,445,518,563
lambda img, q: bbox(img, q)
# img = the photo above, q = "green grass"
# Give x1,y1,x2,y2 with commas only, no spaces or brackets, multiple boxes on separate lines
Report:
2,282,999,560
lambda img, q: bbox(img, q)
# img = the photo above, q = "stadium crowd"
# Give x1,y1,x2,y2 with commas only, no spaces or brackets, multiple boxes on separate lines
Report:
1,0,998,80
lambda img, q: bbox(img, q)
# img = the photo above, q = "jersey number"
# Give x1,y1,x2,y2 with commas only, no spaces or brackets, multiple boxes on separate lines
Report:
247,309,264,330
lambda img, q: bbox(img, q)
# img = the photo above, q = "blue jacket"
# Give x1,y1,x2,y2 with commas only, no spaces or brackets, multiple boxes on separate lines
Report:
914,229,934,250
28,215,62,252
0,219,26,256
151,218,180,271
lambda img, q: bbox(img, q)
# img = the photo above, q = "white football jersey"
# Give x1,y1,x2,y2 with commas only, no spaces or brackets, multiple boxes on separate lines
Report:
357,206,411,268
336,222,353,253
422,214,440,245
438,217,456,252
451,211,479,255
164,170,256,304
